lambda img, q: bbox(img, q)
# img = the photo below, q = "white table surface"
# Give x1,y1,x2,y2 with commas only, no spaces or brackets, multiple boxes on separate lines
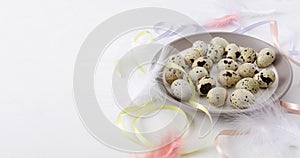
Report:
1,0,300,157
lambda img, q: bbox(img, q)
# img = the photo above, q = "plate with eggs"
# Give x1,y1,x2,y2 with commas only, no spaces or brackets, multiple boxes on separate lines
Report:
156,32,292,115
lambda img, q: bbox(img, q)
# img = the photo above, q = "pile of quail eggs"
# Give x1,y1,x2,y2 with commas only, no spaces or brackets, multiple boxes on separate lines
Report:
164,37,276,109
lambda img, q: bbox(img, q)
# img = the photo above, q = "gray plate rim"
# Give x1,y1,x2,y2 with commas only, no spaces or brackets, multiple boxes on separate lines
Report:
155,32,293,115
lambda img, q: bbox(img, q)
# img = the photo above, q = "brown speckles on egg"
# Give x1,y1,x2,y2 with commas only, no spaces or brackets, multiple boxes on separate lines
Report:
206,44,224,63
188,67,208,82
165,68,183,85
197,77,216,96
192,57,213,71
218,70,241,87
236,78,260,94
217,59,238,71
239,47,257,63
207,87,228,107
230,89,255,109
168,54,189,69
197,61,206,67
253,69,276,88
257,48,276,68
200,83,212,95
238,63,258,78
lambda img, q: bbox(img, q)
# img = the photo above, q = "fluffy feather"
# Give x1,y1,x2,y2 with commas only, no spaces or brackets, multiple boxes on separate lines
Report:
222,98,300,158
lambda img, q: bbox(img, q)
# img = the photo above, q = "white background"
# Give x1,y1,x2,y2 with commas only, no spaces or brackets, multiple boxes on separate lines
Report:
1,0,300,157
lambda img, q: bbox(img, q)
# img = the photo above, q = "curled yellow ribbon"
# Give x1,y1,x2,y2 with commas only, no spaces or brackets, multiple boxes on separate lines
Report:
117,98,213,156
117,97,191,147
114,30,154,77
116,62,214,156
117,98,155,145
131,30,153,48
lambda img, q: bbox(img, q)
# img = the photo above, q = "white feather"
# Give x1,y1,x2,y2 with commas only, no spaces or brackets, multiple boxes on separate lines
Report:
223,98,300,158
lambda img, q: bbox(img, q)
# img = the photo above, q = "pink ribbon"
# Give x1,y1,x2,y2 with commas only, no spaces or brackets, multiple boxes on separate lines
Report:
270,21,300,67
233,20,300,66
215,130,249,158
215,100,300,158
280,100,300,115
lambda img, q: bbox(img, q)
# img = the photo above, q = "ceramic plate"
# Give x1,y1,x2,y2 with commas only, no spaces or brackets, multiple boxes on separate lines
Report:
155,32,293,115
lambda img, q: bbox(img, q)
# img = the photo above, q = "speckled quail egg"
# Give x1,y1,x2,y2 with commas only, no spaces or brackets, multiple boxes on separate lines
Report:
191,57,214,71
238,63,260,78
167,54,189,69
217,58,238,71
225,43,241,60
207,87,228,107
193,40,208,55
197,76,216,96
171,79,192,101
239,47,257,63
230,89,255,109
184,48,203,66
218,70,241,88
207,44,225,63
236,78,260,94
164,68,184,85
188,67,208,83
257,48,276,68
211,37,229,49
253,69,276,88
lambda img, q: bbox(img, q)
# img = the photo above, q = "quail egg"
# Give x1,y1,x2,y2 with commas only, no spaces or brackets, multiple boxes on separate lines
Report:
171,79,193,101
253,69,276,88
188,67,208,83
191,57,214,71
168,54,189,69
230,89,255,109
239,47,257,63
211,37,229,49
207,87,228,107
197,76,216,96
217,58,238,71
207,44,225,63
225,43,241,60
218,70,241,88
257,48,276,68
236,78,260,94
193,40,208,55
184,48,203,66
238,63,260,78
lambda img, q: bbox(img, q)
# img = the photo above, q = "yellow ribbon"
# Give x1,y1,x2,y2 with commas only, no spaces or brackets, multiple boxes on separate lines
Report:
131,30,153,48
117,98,155,145
117,97,213,156
117,98,191,147
114,30,154,76
132,104,190,147
131,30,154,74
116,61,214,155
116,36,213,157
